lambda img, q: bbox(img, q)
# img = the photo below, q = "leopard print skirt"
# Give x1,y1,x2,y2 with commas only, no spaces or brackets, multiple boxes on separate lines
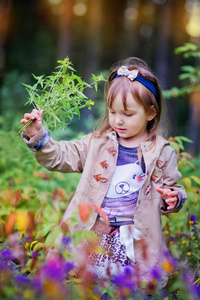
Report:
87,225,134,279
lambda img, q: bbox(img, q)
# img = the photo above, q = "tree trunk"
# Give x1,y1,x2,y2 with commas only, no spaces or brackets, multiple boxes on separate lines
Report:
57,0,73,60
0,0,12,118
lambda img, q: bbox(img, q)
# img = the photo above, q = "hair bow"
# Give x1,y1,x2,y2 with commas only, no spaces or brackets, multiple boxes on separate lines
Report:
117,66,138,81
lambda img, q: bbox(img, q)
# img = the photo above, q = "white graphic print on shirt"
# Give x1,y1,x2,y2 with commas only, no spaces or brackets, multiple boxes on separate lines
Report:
106,160,145,198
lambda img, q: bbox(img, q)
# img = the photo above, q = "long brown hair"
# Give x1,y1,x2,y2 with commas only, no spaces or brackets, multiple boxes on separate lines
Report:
93,57,162,145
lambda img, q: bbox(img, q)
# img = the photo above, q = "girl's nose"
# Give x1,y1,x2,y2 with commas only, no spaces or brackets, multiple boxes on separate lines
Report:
115,115,124,125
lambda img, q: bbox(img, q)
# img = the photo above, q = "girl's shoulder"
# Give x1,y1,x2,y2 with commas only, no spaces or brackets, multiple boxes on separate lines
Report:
156,135,176,158
142,135,174,159
82,130,116,147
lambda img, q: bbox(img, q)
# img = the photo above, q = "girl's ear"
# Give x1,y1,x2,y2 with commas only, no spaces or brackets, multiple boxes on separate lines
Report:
147,105,157,121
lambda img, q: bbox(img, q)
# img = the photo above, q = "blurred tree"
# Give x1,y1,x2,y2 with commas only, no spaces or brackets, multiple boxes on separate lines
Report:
0,0,12,117
154,0,188,136
56,0,73,60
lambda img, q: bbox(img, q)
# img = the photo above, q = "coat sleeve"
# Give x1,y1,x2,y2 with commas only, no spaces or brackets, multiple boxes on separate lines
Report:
160,147,187,213
22,126,91,173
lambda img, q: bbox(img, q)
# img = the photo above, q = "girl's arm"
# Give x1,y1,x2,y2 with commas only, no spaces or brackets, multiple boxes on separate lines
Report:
30,133,90,173
21,110,90,174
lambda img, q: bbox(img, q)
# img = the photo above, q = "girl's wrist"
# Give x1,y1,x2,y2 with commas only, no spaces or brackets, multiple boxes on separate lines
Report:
29,132,37,138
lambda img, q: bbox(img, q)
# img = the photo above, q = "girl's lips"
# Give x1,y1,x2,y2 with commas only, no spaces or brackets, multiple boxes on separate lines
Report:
117,128,126,133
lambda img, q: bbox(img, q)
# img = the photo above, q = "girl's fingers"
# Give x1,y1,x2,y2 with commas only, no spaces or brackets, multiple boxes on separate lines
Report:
167,204,175,210
23,110,41,122
156,188,164,195
39,109,44,118
20,119,28,124
156,188,178,210
166,197,178,210
23,113,33,120
165,197,177,204
167,191,178,197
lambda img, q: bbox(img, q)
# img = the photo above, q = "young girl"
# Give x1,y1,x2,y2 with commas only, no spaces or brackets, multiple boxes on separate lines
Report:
21,57,187,286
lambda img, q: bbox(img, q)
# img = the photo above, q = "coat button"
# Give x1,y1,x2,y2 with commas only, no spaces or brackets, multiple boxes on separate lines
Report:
107,147,117,156
100,160,109,169
93,174,108,183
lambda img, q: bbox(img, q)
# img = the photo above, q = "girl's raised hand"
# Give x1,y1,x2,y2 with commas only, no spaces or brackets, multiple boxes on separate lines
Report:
156,187,178,210
20,109,43,137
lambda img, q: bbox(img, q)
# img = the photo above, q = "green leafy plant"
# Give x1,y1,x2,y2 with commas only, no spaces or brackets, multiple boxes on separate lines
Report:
163,42,200,98
17,57,105,134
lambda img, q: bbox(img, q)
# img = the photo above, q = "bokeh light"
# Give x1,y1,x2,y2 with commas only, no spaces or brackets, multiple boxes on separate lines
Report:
73,3,87,16
186,2,200,37
47,0,63,5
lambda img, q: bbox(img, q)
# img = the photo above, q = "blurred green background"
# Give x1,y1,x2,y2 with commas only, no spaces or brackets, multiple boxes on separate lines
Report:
0,0,200,152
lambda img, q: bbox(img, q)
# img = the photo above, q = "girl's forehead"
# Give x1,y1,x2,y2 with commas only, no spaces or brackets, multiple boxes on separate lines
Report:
111,91,142,110
107,79,144,108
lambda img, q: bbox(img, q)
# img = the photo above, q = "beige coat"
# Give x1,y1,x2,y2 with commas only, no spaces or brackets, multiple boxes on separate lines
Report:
24,126,187,282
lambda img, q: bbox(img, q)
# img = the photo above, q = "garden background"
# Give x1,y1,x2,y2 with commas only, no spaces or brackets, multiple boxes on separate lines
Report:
1,0,200,299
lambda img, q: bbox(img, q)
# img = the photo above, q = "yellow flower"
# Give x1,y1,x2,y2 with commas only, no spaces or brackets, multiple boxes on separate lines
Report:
88,107,91,110
90,101,95,105
16,212,29,232
162,260,173,273
23,290,32,298
25,242,29,249
182,240,186,244
98,78,102,81
187,251,191,255
121,287,131,297
43,279,63,298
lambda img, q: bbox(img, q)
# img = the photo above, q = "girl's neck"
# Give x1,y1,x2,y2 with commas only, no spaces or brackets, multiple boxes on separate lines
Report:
118,133,149,148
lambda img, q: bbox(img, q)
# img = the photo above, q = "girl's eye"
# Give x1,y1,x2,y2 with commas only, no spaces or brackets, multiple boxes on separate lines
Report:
109,110,115,114
124,113,133,116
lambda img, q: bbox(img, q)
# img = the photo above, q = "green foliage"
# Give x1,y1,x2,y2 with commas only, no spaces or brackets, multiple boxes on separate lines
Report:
162,137,200,282
0,128,80,193
0,71,31,131
163,42,200,98
17,57,105,134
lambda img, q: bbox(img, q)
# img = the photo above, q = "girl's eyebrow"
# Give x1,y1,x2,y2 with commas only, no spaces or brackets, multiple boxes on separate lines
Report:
124,109,136,113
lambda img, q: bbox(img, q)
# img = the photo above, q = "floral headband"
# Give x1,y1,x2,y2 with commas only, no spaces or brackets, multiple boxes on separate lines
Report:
114,65,158,99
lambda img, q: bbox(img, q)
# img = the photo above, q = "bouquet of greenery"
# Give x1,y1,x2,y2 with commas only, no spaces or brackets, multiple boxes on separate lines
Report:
17,57,105,134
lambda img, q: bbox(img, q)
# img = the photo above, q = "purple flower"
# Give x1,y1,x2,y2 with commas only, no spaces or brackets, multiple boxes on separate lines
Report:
62,236,72,246
169,236,176,242
22,236,33,244
190,215,197,221
150,267,162,281
1,249,13,261
190,283,200,299
112,266,136,292
32,251,41,258
64,261,75,273
36,258,66,283
15,274,31,286
190,215,198,226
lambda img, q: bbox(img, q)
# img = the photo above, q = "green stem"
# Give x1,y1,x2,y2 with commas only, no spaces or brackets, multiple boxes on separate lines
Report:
17,119,33,136
17,111,47,136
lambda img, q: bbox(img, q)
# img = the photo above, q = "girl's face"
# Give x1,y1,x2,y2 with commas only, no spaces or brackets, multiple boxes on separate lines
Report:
108,91,156,146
